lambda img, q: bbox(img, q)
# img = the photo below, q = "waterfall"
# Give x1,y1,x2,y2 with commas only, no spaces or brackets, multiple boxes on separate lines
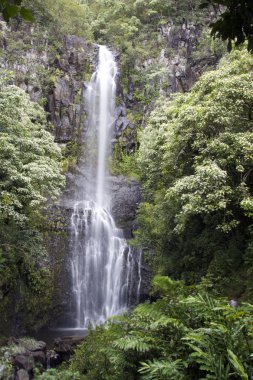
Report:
70,46,141,329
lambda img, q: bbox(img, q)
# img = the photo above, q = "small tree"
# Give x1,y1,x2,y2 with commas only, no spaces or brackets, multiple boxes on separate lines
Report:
0,84,65,226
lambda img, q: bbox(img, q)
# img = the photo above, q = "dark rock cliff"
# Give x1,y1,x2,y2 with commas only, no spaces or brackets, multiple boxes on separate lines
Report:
48,36,97,143
160,19,220,93
119,14,223,151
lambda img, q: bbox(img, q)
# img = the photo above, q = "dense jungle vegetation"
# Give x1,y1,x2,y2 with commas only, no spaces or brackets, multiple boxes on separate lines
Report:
1,0,253,379
0,0,217,332
0,80,65,330
137,49,253,296
61,48,253,380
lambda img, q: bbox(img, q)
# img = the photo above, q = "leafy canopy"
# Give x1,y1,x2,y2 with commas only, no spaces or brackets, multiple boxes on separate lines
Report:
0,84,65,225
139,49,253,232
137,49,253,290
201,0,253,52
0,0,32,21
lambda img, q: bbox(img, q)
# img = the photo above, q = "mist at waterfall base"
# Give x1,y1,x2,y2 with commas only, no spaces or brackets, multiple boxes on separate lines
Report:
64,45,142,331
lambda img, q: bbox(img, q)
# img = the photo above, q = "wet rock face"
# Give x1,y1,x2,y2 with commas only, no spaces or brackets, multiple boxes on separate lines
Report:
16,369,29,380
13,355,35,373
53,335,84,363
44,206,74,327
110,176,151,302
128,255,151,305
110,176,141,232
48,36,97,143
1,26,97,144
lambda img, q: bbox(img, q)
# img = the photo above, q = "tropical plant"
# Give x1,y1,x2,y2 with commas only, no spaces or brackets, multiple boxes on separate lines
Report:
0,82,64,331
0,84,65,225
137,49,253,294
200,0,253,52
70,276,253,379
0,0,32,21
34,368,82,380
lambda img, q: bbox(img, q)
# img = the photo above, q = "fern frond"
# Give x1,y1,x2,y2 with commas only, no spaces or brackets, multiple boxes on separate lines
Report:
208,322,228,333
149,315,187,332
180,294,217,310
227,349,249,380
134,303,165,320
114,334,155,353
139,359,185,380
100,347,126,367
187,343,209,360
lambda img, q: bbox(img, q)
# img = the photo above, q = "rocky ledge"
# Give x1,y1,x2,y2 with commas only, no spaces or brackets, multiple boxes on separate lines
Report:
0,336,84,380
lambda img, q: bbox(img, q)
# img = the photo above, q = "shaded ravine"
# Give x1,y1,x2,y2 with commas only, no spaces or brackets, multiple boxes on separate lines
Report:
70,46,141,329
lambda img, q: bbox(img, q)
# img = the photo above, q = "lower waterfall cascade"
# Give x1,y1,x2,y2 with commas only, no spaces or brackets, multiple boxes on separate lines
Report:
69,45,142,329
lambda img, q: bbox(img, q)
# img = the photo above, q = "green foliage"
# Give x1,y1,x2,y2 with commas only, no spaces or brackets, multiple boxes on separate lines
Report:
201,0,253,53
62,140,82,173
139,359,186,380
83,0,209,107
24,0,92,39
0,83,64,332
22,264,54,330
35,368,81,380
110,143,140,179
228,350,249,380
0,0,33,22
137,49,253,293
114,334,155,353
0,228,54,331
0,84,65,225
70,277,253,379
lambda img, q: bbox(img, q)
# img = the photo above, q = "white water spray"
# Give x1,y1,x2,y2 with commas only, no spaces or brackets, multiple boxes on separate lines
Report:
70,46,141,329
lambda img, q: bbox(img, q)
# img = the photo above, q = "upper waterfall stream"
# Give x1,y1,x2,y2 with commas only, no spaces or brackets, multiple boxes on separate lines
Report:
70,46,141,329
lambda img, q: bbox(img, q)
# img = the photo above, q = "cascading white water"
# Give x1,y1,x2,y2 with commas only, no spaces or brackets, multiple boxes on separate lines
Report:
70,46,141,329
